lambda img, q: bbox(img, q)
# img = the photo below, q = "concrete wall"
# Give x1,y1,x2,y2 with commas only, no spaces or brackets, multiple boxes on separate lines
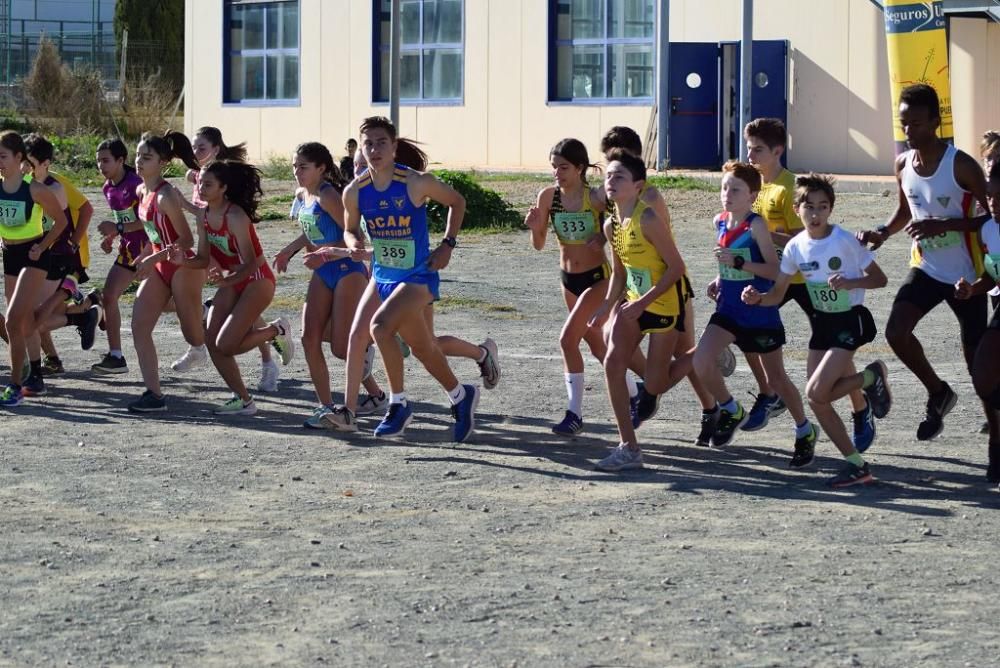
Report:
184,0,991,175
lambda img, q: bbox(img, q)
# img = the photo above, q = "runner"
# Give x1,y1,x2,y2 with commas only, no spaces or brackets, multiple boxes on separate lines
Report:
334,116,479,441
693,161,816,461
591,149,694,471
744,173,891,487
0,130,73,406
93,138,148,375
599,126,720,444
126,131,208,413
858,84,994,443
171,159,292,415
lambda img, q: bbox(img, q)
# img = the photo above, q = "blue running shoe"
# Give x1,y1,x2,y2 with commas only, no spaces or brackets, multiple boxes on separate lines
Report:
852,402,876,453
452,384,479,443
552,410,583,436
0,384,23,407
742,393,779,432
375,401,413,438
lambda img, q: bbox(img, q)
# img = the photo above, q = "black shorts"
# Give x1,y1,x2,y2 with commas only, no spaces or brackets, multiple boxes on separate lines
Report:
894,267,986,353
2,240,51,277
781,282,816,317
47,251,87,284
561,263,609,297
989,307,1000,330
638,308,685,334
809,305,877,351
709,311,785,354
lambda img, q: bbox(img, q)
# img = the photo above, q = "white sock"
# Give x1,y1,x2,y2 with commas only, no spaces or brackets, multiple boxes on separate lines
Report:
795,419,813,438
390,391,407,406
476,346,487,363
194,344,207,352
109,349,123,358
446,384,466,405
626,373,639,398
565,372,584,416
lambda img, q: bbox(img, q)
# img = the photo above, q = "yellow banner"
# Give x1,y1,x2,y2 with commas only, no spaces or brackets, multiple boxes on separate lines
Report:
884,0,953,148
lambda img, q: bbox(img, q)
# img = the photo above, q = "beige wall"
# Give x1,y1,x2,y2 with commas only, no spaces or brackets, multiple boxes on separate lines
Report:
184,0,992,176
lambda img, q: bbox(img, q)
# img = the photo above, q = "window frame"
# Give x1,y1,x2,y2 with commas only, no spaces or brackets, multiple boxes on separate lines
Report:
547,0,656,106
222,0,301,107
371,0,466,107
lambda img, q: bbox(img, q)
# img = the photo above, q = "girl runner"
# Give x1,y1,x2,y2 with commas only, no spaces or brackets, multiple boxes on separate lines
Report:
126,131,207,413
93,138,148,375
693,161,816,462
523,138,612,436
0,130,72,406
272,141,385,428
591,149,694,471
169,159,292,415
334,116,479,441
743,174,891,487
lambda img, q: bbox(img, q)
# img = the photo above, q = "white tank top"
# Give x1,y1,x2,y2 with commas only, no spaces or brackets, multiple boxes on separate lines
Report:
900,144,976,284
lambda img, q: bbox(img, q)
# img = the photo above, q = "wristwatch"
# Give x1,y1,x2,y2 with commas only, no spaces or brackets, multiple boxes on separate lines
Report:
733,255,746,270
441,236,457,248
875,224,890,238
116,221,125,235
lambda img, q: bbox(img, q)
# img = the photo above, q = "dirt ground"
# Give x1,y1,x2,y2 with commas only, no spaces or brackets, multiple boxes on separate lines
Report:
2,176,1000,667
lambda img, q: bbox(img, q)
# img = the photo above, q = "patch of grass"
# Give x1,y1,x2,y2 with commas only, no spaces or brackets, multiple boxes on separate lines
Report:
266,193,295,204
469,171,714,192
472,171,553,184
260,155,293,180
647,174,715,191
437,296,522,319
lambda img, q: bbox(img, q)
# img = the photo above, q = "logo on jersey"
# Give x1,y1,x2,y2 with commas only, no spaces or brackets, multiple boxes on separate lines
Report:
378,199,389,209
828,256,842,270
799,261,819,271
936,196,951,208
393,196,406,209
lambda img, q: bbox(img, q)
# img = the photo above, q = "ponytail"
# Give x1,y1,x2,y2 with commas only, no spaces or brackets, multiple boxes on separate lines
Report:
196,126,248,163
140,131,200,170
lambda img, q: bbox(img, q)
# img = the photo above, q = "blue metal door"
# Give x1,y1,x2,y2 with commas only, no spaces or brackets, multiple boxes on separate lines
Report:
747,40,789,129
669,42,720,169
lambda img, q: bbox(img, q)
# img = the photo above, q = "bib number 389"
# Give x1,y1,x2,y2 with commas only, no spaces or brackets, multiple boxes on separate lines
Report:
374,238,416,269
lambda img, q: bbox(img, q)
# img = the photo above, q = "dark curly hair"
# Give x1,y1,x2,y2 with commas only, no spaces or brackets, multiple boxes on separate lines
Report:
202,160,264,224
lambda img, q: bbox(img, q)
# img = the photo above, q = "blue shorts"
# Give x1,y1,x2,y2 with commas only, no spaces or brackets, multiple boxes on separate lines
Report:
376,272,440,303
315,258,367,291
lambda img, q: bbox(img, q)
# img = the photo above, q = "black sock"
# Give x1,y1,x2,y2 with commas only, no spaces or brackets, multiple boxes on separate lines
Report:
29,359,42,377
703,405,719,415
66,311,88,327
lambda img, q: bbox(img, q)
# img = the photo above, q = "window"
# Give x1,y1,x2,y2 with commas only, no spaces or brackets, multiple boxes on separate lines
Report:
550,0,655,103
224,0,300,104
373,0,464,103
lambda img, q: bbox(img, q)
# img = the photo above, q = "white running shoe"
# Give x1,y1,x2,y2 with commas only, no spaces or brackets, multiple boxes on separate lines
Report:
477,338,501,390
595,443,644,471
171,344,209,372
322,405,359,432
270,317,295,365
214,394,257,416
356,391,389,416
361,344,376,381
258,358,280,392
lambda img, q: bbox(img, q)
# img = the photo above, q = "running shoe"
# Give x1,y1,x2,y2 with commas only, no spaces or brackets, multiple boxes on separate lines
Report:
128,390,166,413
595,443,644,471
270,317,295,366
202,299,213,328
258,358,280,392
303,404,334,429
85,289,105,330
77,304,102,351
742,393,781,432
916,381,955,441
40,355,64,376
361,344,376,382
852,402,876,453
712,403,748,447
322,405,359,432
552,410,583,436
477,338,501,390
21,374,45,397
452,384,479,442
171,344,209,372
789,424,818,469
862,361,892,420
633,384,660,426
375,401,413,438
827,461,873,488
629,391,641,428
356,391,389,416
0,384,23,406
214,395,257,416
717,345,737,377
92,353,128,375
695,408,719,446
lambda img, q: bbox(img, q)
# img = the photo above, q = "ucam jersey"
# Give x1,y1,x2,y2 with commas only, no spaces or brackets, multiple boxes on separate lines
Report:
780,225,875,313
901,144,980,284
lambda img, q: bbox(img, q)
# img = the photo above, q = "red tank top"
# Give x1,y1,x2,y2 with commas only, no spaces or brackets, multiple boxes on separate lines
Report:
203,203,264,272
137,181,180,252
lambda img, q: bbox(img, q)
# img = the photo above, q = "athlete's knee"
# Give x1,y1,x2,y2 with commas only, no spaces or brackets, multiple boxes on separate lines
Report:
603,347,629,376
329,340,348,360
369,317,395,344
692,346,717,378
884,314,911,349
805,377,832,406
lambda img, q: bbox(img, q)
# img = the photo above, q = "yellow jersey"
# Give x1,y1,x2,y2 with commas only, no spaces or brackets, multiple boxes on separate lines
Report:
610,199,685,317
753,168,803,283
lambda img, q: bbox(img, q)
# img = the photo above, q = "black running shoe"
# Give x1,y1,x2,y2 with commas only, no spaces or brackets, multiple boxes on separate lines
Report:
40,355,64,376
92,353,128,375
862,361,892,419
634,386,660,426
988,443,1000,484
128,390,166,413
21,374,46,397
78,305,101,351
552,410,583,437
711,403,748,447
789,424,818,469
695,409,719,446
916,382,957,441
827,461,873,488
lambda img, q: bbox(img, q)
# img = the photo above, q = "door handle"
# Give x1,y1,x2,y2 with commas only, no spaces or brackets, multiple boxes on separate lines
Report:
671,96,682,114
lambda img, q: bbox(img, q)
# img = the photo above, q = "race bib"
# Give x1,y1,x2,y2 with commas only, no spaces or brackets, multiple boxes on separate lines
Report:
143,219,163,245
807,280,851,313
985,253,1000,281
298,212,323,243
112,207,137,225
552,211,596,244
719,248,753,281
373,238,415,269
0,200,27,227
918,230,962,252
206,231,235,257
626,266,653,296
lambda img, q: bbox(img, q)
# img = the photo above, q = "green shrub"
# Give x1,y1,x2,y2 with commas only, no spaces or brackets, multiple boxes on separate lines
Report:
427,169,521,232
260,155,293,180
